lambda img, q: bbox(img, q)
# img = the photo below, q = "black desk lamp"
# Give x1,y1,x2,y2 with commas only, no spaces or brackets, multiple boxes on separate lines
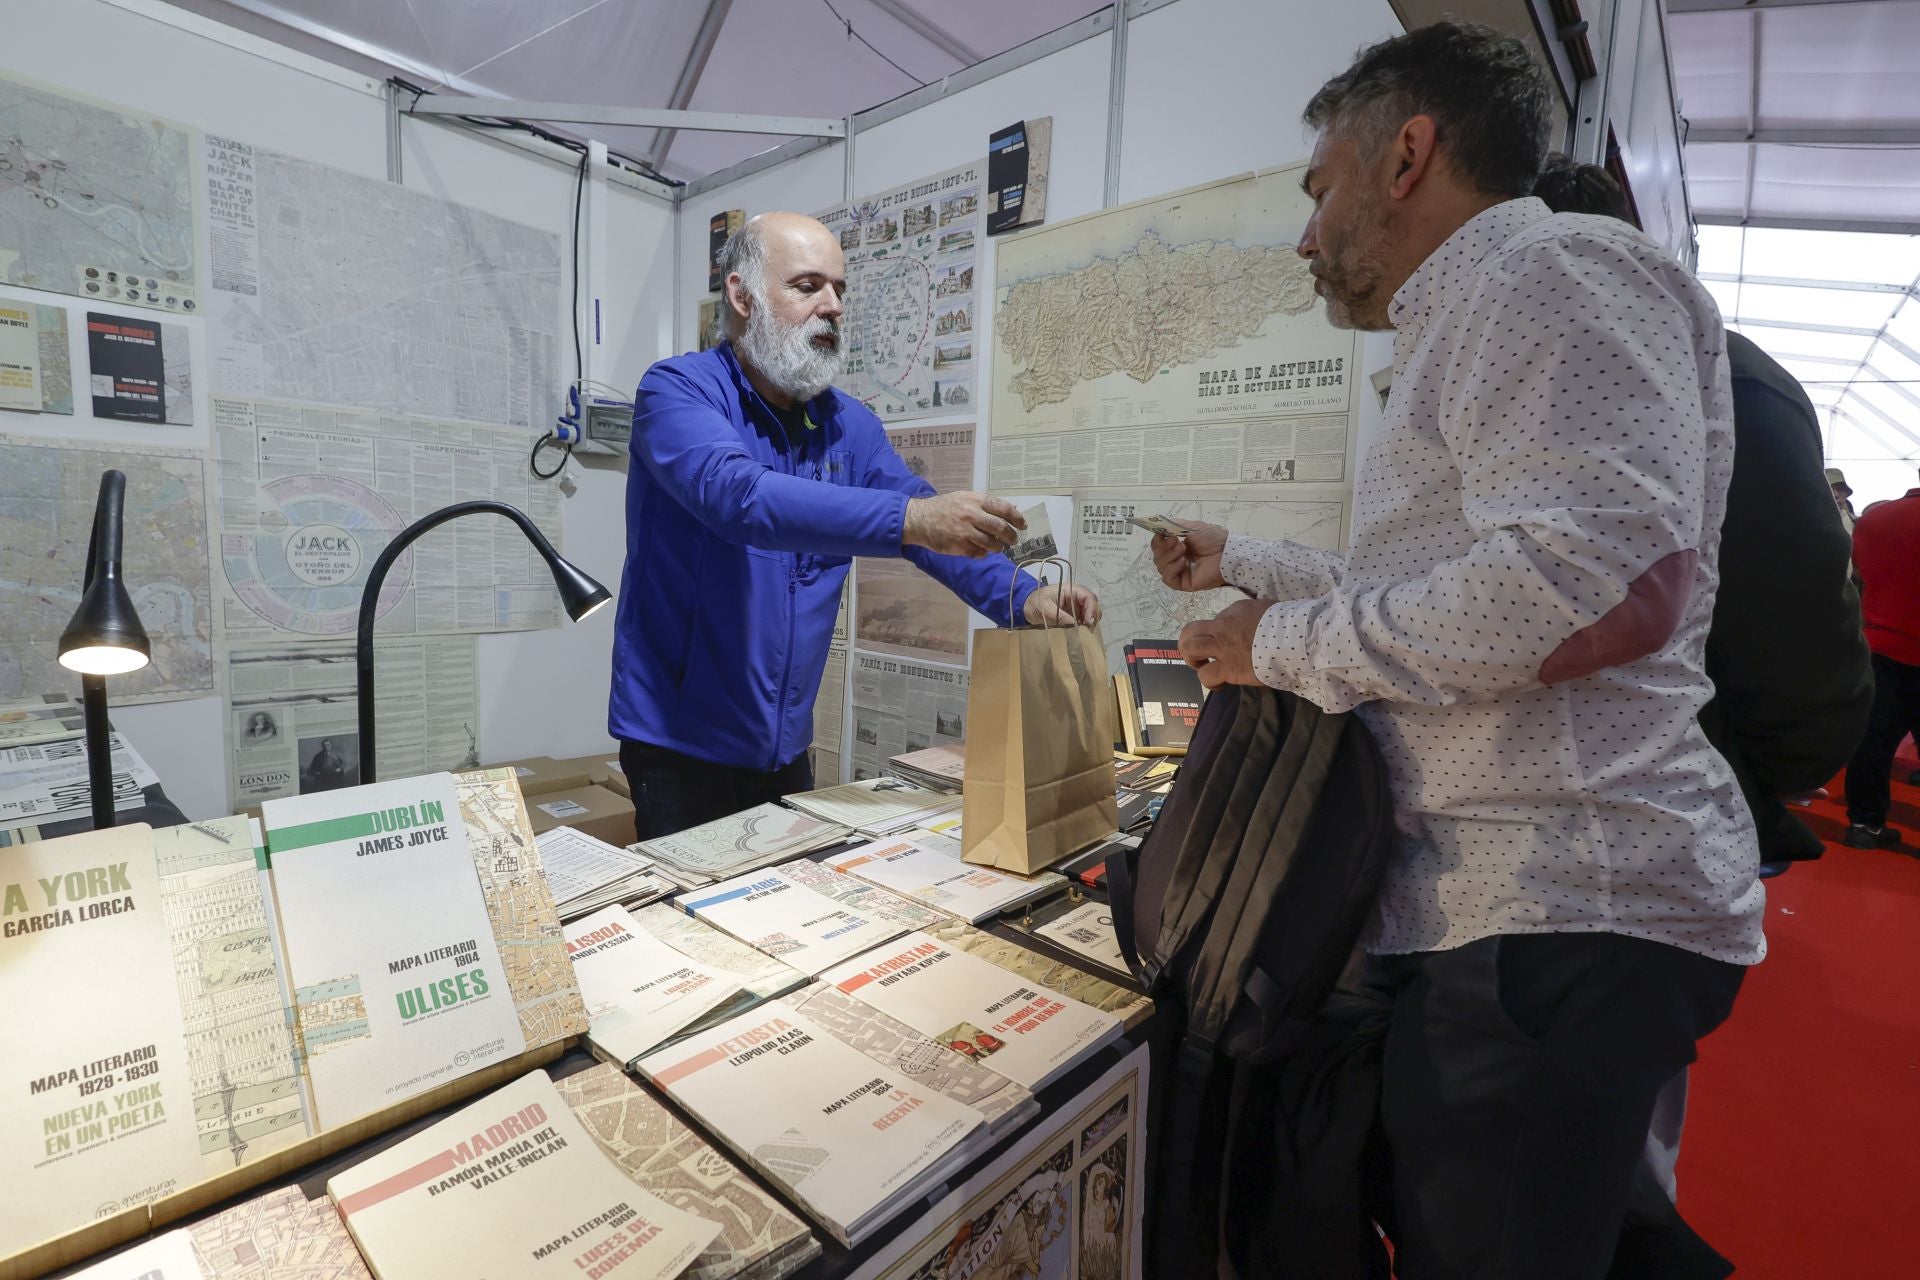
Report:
57,470,152,830
356,500,610,784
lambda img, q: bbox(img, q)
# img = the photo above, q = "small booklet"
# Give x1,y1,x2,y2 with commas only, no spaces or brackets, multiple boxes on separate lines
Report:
678,865,906,976
565,905,744,1067
819,931,1123,1091
638,803,850,882
782,777,961,837
328,1070,720,1279
824,833,1063,924
636,1003,987,1247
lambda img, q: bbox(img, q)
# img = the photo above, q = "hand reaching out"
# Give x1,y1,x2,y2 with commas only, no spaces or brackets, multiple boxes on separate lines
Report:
1153,521,1229,592
904,492,1025,558
1023,583,1102,627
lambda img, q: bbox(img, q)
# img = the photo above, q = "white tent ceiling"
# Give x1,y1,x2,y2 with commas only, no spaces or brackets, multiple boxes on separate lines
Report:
1668,0,1920,234
162,0,1110,183
1697,223,1920,507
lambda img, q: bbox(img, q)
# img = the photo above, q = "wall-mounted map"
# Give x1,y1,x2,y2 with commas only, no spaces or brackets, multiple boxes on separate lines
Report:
0,71,198,313
991,167,1357,489
0,433,212,702
818,160,982,421
204,134,561,431
1072,489,1345,670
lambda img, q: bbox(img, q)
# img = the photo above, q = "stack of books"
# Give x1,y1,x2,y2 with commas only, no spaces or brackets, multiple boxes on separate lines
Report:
884,743,966,794
783,776,962,837
1113,639,1205,756
637,803,851,887
625,903,810,1045
822,831,1064,924
818,931,1123,1091
328,1070,722,1278
555,1064,820,1280
1,764,595,1261
2,823,208,1257
259,774,537,1130
777,856,951,931
676,865,907,977
536,825,677,919
636,1003,991,1247
566,904,747,1069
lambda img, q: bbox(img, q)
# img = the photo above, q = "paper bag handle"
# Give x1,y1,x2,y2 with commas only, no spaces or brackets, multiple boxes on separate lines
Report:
1011,556,1076,627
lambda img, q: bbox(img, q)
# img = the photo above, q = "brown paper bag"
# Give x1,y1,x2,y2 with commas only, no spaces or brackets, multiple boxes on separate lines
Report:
961,618,1119,873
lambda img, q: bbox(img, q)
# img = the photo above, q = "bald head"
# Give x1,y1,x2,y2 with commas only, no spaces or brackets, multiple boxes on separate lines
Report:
718,212,845,340
718,211,849,405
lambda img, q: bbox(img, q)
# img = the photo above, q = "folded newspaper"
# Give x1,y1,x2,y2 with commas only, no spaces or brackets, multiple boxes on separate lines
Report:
782,776,961,837
885,743,965,794
0,730,158,830
0,695,86,749
637,802,851,883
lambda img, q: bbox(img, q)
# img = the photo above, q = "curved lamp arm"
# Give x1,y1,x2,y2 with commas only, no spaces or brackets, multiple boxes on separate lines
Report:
356,500,610,784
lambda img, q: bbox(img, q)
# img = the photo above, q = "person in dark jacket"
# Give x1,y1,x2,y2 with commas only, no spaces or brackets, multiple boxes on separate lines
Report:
1531,159,1875,1275
1533,154,1873,876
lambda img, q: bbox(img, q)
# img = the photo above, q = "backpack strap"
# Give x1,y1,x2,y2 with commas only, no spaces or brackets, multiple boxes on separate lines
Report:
1106,838,1150,985
1197,706,1348,1041
1173,691,1318,1042
1120,686,1260,987
1152,690,1284,979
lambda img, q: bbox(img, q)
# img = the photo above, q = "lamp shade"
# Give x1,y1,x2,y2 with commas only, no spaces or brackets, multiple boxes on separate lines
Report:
541,548,612,621
356,499,610,784
58,471,151,677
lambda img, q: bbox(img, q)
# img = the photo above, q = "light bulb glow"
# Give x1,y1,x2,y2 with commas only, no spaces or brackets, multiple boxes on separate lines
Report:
58,645,151,676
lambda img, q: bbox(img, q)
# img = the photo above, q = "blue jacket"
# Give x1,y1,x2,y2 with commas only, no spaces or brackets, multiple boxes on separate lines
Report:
609,343,1039,770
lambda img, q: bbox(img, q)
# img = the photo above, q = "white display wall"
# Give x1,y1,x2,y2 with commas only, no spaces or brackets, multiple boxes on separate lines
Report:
3,0,1573,816
0,0,677,820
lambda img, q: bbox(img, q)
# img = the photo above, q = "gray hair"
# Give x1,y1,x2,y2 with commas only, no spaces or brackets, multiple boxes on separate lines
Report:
1304,21,1552,201
716,221,769,340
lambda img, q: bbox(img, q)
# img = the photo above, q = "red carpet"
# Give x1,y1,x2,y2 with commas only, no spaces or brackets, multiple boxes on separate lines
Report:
1681,745,1920,1278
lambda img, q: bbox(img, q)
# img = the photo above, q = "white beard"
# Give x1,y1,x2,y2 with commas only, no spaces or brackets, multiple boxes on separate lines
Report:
736,302,844,403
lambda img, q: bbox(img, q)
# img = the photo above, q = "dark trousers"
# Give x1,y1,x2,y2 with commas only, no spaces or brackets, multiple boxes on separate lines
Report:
1366,933,1745,1280
1844,652,1920,828
619,740,813,842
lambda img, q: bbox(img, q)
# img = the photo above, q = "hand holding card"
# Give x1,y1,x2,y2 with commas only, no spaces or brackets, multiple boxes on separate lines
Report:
1128,514,1191,537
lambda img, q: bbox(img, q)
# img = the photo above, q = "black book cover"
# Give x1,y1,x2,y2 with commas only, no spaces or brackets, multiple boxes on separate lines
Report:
707,209,743,294
86,312,164,422
986,121,1029,235
1128,640,1203,749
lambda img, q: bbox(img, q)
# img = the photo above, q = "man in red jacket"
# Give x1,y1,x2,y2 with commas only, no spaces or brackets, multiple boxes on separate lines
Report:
1843,483,1920,851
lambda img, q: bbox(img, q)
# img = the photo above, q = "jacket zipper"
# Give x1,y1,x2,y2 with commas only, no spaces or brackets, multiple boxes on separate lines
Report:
768,414,815,771
772,563,796,769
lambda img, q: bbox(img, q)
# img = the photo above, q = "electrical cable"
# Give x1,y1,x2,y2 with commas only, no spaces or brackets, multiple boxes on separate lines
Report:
572,148,587,386
820,0,929,87
530,431,572,479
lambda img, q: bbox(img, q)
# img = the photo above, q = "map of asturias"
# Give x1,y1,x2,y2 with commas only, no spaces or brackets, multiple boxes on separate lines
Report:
997,232,1316,412
992,167,1356,437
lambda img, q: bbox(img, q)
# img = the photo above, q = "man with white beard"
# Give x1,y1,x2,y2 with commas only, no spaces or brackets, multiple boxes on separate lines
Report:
610,212,1100,839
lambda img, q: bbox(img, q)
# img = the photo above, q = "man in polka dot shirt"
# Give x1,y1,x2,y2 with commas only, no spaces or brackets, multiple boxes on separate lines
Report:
1163,22,1759,1277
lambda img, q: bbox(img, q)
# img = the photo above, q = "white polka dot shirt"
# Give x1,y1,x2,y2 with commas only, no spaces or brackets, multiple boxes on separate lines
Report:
1224,197,1765,965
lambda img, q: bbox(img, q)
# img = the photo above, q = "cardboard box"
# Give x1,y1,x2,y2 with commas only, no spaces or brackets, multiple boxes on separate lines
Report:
547,754,619,790
524,783,636,846
596,757,629,799
479,755,599,796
